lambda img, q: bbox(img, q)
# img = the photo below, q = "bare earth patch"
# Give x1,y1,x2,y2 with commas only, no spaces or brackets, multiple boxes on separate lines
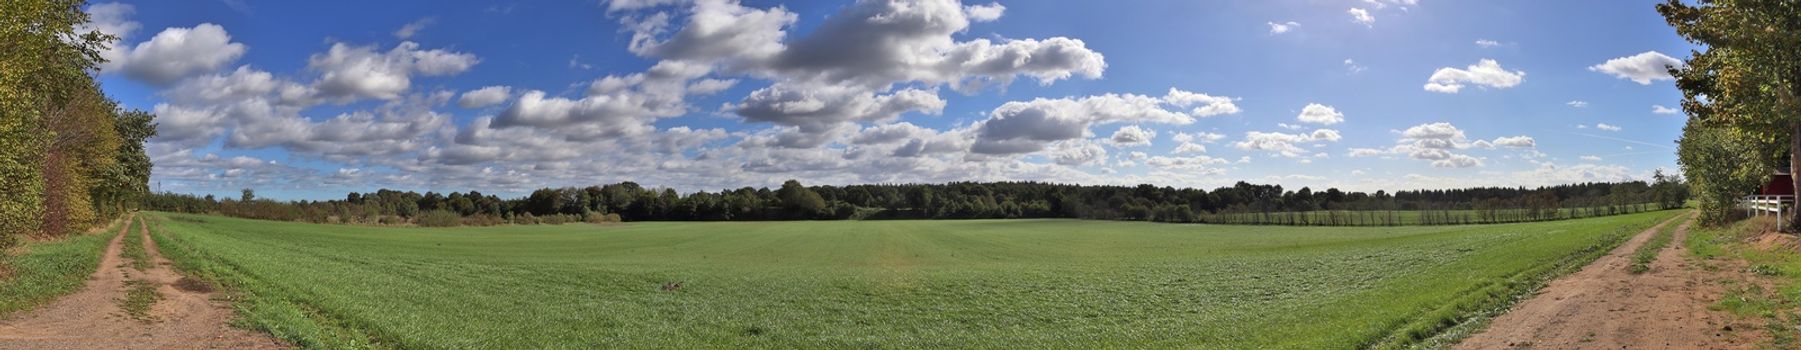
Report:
1456,214,1765,349
0,216,285,349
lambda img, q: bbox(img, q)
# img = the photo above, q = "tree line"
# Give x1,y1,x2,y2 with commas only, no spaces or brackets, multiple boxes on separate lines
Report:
2,0,158,248
143,176,1688,227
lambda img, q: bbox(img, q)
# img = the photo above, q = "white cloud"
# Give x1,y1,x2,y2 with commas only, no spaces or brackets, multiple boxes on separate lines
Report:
963,2,1005,22
1296,103,1345,125
1144,155,1228,170
1232,129,1341,158
457,86,511,109
1567,100,1587,108
1579,155,1602,162
1652,105,1680,115
1162,88,1241,117
1268,21,1299,34
1433,154,1482,168
973,90,1224,155
733,84,945,146
394,17,435,39
1347,148,1386,157
1172,131,1225,144
1106,125,1157,147
1491,135,1536,148
1172,142,1208,154
1595,123,1622,131
1344,59,1366,74
309,41,479,101
1347,8,1374,26
1475,39,1501,48
1050,140,1107,166
1423,59,1524,93
113,24,247,85
1589,51,1683,85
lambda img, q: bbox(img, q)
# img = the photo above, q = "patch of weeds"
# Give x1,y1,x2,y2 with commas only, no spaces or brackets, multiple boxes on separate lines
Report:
1628,221,1678,274
1579,331,1595,343
119,279,162,321
1749,264,1782,276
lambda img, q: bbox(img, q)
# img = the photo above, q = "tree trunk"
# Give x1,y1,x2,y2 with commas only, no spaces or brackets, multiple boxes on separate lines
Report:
1791,122,1801,233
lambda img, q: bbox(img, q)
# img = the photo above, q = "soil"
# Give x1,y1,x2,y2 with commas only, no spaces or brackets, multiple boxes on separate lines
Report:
0,215,286,349
1455,213,1769,349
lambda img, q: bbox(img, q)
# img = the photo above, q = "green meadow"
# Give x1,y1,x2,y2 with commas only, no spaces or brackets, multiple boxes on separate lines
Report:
145,210,1679,349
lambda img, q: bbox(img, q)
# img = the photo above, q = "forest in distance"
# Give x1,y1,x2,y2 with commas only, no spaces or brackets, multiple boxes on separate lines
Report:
143,173,1690,227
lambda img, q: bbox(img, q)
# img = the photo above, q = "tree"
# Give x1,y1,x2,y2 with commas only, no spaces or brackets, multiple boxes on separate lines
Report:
1679,123,1773,224
241,188,256,202
1660,0,1801,228
776,180,827,219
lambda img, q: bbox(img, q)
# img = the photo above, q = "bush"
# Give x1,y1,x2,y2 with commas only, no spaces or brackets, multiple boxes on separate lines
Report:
416,210,460,227
583,212,621,224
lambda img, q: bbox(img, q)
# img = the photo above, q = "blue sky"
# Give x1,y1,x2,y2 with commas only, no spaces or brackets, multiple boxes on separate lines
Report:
90,0,1694,200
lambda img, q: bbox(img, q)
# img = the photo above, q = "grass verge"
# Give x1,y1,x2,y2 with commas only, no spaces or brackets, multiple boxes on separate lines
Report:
1686,216,1801,348
0,217,125,318
1627,219,1681,274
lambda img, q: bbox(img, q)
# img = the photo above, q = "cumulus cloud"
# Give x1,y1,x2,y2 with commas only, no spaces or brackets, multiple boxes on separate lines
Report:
1268,21,1299,34
1050,140,1108,166
733,84,945,146
1106,125,1157,147
1652,105,1680,115
1567,100,1587,108
457,86,511,109
112,24,247,85
1347,8,1374,26
1595,123,1622,131
1232,129,1341,158
1490,135,1536,148
1296,103,1344,125
309,41,479,101
1423,59,1524,93
1391,122,1484,167
971,89,1234,155
963,2,1005,22
1589,51,1683,85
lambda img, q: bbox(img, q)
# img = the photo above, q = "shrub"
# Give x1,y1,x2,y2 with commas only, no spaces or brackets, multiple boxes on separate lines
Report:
416,210,460,227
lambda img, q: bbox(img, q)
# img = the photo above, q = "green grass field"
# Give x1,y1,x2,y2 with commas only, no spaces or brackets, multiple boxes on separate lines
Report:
145,210,1680,349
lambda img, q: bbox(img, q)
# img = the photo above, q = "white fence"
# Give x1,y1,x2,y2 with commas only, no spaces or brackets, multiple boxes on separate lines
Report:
1741,195,1795,218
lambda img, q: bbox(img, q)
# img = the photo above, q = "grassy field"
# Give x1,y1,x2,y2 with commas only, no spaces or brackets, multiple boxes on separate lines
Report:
146,210,1679,349
0,217,122,317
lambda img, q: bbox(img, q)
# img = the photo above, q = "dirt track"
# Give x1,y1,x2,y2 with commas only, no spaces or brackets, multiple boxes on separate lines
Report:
1455,213,1761,349
0,215,285,349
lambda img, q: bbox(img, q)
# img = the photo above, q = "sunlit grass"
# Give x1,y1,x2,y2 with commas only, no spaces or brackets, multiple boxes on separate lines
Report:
0,218,121,317
148,210,1677,349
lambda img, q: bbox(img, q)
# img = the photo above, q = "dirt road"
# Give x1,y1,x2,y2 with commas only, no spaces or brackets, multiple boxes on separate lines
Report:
1455,213,1759,349
0,215,284,349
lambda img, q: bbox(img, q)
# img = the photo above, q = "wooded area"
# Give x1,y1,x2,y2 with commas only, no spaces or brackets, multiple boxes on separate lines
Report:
143,175,1688,226
1,0,158,248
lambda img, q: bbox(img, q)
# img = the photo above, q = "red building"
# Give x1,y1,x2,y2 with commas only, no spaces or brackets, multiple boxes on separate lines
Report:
1764,169,1795,196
